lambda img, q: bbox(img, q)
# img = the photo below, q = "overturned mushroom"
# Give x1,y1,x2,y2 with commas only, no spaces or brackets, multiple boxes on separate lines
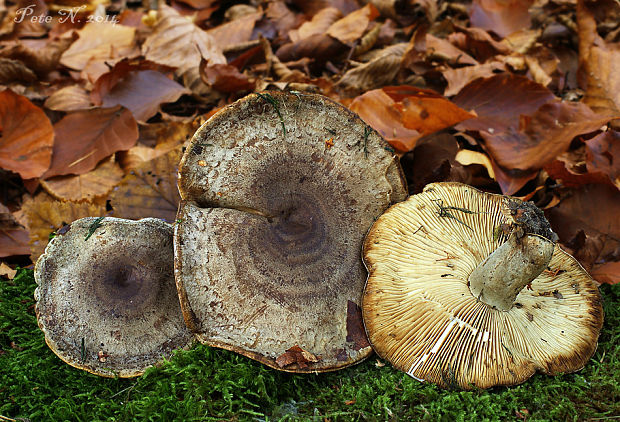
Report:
35,217,194,377
363,182,603,389
175,91,407,372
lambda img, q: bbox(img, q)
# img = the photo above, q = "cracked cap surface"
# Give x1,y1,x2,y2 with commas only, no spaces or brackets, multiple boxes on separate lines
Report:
175,91,407,372
34,217,194,377
362,182,603,389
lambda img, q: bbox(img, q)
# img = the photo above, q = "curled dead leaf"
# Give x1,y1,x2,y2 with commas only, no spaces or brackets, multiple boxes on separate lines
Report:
275,345,321,369
327,3,379,45
44,85,93,112
470,0,534,38
0,90,53,179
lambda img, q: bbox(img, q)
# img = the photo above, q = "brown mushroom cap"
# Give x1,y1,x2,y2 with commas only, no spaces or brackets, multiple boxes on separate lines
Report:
34,217,194,377
175,91,407,372
363,182,603,389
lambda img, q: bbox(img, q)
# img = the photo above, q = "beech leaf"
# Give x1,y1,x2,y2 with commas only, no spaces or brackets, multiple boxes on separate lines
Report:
0,90,53,179
44,106,138,178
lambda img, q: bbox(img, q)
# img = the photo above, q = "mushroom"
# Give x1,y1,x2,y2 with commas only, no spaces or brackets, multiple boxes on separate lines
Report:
175,91,407,372
34,217,194,377
362,182,603,389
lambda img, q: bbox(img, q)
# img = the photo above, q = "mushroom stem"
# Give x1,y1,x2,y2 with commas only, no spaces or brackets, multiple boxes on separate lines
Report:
468,198,557,311
469,233,555,311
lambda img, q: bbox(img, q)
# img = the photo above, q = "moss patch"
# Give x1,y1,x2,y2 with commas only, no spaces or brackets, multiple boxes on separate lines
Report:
1,269,618,421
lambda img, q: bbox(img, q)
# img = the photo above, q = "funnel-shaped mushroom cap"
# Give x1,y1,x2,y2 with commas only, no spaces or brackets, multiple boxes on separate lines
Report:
363,182,603,389
35,217,194,377
175,91,407,372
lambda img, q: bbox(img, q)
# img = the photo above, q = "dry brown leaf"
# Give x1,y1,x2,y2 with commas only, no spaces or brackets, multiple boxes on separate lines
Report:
200,63,255,93
44,85,93,112
426,34,478,66
453,74,555,134
41,157,124,202
448,25,512,62
110,147,182,222
277,32,349,64
0,58,37,84
207,12,262,50
0,90,53,179
337,43,407,96
60,22,136,70
21,192,106,261
327,3,379,45
442,61,505,96
275,345,320,369
544,159,612,189
96,70,189,122
585,131,620,189
289,7,342,43
590,261,620,285
546,184,620,283
264,1,300,39
143,5,226,75
470,0,534,38
367,0,437,25
44,106,138,178
0,36,75,76
0,262,17,279
384,85,475,136
0,228,29,257
348,88,421,152
577,0,620,117
404,133,460,194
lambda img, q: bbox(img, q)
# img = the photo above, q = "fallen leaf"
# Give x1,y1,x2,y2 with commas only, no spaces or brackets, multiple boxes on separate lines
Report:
275,345,320,369
327,3,379,45
41,157,124,202
453,74,555,134
207,11,262,50
95,69,189,122
401,133,460,193
546,184,620,278
348,88,421,152
426,34,478,66
276,33,348,64
448,25,511,62
344,399,356,405
470,0,534,38
384,85,475,137
118,121,197,170
200,63,255,93
289,7,342,43
110,147,182,222
0,36,75,76
442,62,505,96
577,0,620,117
142,5,225,75
585,131,620,188
0,58,37,85
44,106,138,178
264,1,300,40
0,262,17,279
590,261,620,285
337,43,408,96
44,85,93,112
21,192,105,261
346,300,370,350
0,228,30,257
0,90,54,179
544,159,612,189
60,22,136,70
455,149,496,179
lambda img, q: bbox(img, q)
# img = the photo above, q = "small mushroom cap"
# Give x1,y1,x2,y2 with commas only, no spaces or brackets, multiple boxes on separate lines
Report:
34,217,194,378
175,91,407,372
363,182,604,389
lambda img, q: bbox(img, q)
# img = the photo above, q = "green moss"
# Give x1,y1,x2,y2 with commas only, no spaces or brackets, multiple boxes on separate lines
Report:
1,269,618,421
